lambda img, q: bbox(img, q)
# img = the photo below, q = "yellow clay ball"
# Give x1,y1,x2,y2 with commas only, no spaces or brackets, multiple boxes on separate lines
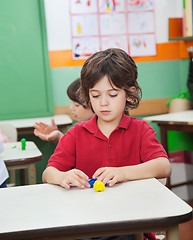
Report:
93,181,105,192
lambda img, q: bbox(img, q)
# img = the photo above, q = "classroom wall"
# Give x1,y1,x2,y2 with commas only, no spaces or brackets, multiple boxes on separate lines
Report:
44,0,192,156
51,60,185,107
44,0,188,108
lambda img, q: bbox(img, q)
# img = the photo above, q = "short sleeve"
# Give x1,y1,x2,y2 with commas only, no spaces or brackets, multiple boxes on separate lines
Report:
47,126,77,171
140,122,168,162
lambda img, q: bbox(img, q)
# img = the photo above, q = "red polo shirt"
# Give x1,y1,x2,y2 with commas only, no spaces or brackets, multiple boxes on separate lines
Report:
48,114,168,179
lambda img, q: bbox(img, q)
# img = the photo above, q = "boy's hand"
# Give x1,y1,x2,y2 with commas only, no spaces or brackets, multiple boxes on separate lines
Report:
93,167,126,187
59,169,90,189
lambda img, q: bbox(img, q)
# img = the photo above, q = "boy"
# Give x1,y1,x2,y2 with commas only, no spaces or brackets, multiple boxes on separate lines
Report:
42,49,171,240
43,48,171,240
43,48,171,189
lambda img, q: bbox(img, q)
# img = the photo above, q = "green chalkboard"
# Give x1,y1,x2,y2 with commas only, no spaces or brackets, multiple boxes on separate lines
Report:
0,0,53,120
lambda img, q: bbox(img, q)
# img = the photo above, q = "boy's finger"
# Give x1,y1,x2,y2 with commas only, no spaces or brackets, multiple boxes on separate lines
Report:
60,180,70,189
92,167,105,178
71,178,87,189
75,169,89,180
108,178,116,187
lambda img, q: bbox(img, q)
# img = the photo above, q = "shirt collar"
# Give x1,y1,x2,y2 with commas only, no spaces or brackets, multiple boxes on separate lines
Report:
82,114,131,139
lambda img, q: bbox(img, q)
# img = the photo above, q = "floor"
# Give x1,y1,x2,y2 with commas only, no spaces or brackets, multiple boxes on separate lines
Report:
179,199,193,240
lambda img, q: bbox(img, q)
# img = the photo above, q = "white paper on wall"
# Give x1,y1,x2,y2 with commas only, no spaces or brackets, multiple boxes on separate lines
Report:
129,34,156,56
70,0,156,59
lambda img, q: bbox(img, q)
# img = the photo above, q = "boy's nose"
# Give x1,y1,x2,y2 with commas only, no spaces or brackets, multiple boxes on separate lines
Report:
100,96,108,106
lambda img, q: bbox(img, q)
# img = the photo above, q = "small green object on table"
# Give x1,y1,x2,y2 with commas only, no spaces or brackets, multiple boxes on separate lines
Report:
21,138,26,150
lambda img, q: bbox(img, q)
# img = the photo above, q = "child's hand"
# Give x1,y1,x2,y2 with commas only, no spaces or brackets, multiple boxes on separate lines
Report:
93,167,126,187
34,118,58,134
34,129,62,142
34,119,62,142
59,169,90,189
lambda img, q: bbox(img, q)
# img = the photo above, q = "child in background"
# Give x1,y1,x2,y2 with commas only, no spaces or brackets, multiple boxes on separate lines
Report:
33,78,95,144
0,139,9,188
43,48,171,240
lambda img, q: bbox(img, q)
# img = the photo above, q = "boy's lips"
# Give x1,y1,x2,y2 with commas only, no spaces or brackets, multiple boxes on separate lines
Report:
101,110,110,114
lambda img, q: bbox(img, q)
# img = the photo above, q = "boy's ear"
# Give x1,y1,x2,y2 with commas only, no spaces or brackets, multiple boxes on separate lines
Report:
126,86,136,102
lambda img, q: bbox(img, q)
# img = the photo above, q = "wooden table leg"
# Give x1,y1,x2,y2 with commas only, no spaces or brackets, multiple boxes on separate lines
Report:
166,225,180,240
20,169,27,185
8,168,16,185
28,163,36,184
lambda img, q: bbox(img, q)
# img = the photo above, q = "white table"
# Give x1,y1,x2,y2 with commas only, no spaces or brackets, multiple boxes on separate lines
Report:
143,110,193,188
0,178,192,240
0,114,72,135
143,110,193,125
0,141,42,185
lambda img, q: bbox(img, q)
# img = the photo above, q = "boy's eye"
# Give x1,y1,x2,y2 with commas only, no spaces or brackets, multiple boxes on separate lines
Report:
110,94,118,97
92,95,99,98
74,103,80,107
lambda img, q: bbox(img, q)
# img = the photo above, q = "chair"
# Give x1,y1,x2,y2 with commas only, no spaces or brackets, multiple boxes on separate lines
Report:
0,124,18,186
0,124,17,142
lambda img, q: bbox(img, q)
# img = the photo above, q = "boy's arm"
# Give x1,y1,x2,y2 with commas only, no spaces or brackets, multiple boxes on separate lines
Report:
93,157,171,187
42,166,90,189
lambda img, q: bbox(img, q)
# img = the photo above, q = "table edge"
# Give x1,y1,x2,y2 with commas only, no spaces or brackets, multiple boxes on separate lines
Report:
1,211,192,240
4,155,42,166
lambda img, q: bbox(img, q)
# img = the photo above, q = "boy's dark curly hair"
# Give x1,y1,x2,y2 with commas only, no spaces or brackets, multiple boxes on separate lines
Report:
78,48,142,111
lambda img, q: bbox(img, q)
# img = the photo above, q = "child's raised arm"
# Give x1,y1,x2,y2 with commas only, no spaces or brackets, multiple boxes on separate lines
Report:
34,119,63,143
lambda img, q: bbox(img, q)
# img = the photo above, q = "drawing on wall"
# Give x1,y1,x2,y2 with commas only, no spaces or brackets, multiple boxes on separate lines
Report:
128,12,154,34
129,34,156,57
100,14,126,35
101,36,128,51
127,0,154,11
99,0,125,12
71,15,98,36
72,37,100,59
70,0,97,14
70,0,156,59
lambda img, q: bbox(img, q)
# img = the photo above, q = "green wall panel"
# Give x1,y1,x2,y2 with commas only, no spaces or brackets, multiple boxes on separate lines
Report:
51,61,183,107
51,67,81,106
137,60,182,99
179,59,189,90
0,0,53,120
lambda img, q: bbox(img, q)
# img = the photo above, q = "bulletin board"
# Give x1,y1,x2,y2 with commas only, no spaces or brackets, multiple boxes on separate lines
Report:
0,0,53,120
70,0,156,59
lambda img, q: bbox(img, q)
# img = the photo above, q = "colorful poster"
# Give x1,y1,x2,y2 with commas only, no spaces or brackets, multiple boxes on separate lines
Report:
127,0,154,11
72,37,100,59
70,0,97,14
70,0,156,59
99,0,125,12
71,15,98,36
129,34,156,56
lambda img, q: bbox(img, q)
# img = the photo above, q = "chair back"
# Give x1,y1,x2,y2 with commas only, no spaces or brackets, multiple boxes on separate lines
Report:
0,124,17,142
